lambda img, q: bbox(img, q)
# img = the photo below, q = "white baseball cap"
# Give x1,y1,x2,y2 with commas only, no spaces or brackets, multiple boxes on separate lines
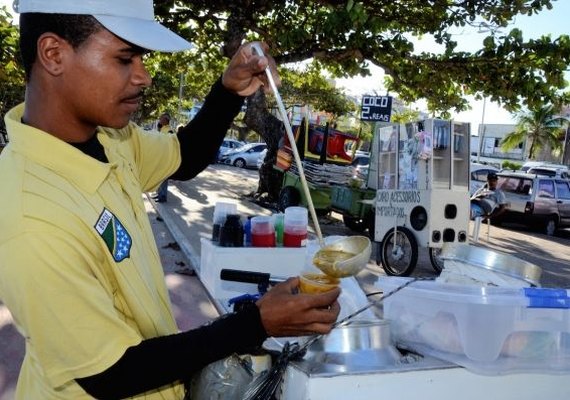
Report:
13,0,193,52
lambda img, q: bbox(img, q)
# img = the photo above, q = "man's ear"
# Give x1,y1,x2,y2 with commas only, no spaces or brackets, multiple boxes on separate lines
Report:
36,32,70,77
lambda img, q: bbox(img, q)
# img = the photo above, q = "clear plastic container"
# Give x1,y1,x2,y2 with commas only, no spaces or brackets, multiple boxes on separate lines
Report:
284,206,308,247
376,277,570,375
299,272,340,294
250,216,275,247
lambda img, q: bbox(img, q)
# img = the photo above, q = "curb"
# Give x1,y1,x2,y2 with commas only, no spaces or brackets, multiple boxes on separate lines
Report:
145,193,201,273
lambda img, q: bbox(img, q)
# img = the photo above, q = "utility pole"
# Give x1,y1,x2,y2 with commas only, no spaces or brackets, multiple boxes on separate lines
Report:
477,98,487,163
554,115,570,166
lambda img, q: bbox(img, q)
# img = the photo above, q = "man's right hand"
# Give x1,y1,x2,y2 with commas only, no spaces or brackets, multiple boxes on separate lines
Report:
256,277,341,337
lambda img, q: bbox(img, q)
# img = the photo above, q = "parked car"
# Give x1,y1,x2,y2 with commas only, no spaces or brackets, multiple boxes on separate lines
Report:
470,163,499,195
256,148,268,169
520,161,546,172
217,138,245,161
527,166,570,179
350,154,370,179
219,142,267,168
494,171,570,235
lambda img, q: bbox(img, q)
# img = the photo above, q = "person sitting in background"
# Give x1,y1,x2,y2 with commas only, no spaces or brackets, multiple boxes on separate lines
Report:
470,172,508,220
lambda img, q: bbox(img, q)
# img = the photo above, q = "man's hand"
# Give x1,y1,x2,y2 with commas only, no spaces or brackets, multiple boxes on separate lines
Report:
222,41,281,97
256,277,341,337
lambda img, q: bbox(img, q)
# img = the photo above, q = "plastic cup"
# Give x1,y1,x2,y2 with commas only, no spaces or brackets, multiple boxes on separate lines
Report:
251,216,276,247
284,206,308,247
299,272,340,294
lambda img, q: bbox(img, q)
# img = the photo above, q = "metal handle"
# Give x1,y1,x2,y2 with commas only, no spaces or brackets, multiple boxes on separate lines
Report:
220,268,286,285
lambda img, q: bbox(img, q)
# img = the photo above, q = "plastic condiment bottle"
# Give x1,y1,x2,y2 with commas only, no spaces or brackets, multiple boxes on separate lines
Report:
251,216,276,247
243,216,253,247
283,206,308,247
212,201,237,242
219,214,244,247
272,213,284,247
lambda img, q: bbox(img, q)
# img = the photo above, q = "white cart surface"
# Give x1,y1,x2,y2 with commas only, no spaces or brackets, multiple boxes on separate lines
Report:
198,238,570,399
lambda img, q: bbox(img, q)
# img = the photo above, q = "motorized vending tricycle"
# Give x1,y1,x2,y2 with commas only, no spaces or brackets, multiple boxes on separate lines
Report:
371,119,471,276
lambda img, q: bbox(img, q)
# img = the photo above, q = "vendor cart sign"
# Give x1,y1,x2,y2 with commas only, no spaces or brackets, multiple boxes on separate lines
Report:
361,95,393,122
376,190,421,218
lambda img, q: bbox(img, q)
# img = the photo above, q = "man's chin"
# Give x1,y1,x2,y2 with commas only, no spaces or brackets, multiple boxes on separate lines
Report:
100,119,133,140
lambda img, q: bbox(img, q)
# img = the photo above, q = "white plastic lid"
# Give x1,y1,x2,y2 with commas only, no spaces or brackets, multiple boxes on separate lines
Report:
284,206,308,225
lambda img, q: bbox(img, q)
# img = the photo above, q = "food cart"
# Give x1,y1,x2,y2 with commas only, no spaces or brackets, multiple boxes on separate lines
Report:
371,119,471,275
195,238,570,399
277,121,377,229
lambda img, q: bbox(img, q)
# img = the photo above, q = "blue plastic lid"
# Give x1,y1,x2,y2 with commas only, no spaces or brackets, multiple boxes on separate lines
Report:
524,287,570,309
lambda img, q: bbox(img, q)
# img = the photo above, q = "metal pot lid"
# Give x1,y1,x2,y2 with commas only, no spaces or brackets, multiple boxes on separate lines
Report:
440,243,542,287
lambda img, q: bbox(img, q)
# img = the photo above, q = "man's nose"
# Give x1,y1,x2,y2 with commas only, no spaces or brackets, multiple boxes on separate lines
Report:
133,57,152,88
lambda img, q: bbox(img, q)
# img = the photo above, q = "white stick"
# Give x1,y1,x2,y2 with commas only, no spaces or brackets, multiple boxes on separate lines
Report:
251,43,325,247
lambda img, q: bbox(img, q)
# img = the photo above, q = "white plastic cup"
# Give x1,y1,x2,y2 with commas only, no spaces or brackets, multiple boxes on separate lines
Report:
284,206,308,247
251,216,276,247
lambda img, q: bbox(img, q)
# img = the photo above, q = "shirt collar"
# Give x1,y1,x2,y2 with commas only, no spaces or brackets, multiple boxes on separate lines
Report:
4,103,113,194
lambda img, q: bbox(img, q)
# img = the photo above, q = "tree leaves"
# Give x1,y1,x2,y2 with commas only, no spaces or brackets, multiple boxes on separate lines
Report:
153,0,569,116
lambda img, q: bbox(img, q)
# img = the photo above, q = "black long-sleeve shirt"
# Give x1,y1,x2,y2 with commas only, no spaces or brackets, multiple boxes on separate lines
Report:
72,78,268,399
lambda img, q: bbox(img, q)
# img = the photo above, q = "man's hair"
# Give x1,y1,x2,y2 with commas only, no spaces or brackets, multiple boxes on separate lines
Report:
19,13,103,80
487,172,498,181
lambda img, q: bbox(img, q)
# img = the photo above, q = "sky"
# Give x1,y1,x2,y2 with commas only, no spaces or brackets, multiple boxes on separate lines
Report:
2,0,568,133
334,1,570,133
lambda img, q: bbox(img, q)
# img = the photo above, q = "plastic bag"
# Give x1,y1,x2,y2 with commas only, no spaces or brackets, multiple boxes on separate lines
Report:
189,354,254,400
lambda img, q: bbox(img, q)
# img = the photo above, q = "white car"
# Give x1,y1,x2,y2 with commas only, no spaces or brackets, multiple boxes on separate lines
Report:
219,142,267,168
217,138,245,161
527,166,570,179
470,163,499,195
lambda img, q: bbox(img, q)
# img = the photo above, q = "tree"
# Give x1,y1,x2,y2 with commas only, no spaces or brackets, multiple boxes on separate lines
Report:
501,104,565,160
153,0,570,199
0,6,25,137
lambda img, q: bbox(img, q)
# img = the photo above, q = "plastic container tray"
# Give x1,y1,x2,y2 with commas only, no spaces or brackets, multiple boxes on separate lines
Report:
376,277,570,375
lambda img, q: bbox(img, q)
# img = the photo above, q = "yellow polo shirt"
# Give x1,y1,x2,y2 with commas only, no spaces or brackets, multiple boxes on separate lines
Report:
0,104,185,399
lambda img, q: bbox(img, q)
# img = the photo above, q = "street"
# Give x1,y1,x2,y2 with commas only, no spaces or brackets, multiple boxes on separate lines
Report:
181,164,570,290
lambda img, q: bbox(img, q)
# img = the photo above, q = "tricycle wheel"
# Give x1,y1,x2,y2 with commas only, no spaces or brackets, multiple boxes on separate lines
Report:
429,247,444,274
343,215,366,233
380,227,418,276
278,186,300,211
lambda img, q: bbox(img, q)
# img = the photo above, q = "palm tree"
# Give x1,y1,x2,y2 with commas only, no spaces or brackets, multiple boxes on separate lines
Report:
501,105,565,160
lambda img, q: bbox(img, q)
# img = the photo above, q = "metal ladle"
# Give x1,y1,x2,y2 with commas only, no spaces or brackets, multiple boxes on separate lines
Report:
252,43,372,278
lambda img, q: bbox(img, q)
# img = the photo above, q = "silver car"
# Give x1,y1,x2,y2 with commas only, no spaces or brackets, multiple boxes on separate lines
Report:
495,171,570,235
219,142,267,168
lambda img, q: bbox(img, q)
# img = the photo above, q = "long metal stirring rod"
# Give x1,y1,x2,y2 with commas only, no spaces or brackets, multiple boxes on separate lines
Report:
251,43,325,247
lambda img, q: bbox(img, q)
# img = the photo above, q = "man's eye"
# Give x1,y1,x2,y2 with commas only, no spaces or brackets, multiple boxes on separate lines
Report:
118,57,133,65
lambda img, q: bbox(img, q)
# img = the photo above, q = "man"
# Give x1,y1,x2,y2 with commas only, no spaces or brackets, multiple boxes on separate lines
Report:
470,172,509,219
0,1,340,399
154,113,174,202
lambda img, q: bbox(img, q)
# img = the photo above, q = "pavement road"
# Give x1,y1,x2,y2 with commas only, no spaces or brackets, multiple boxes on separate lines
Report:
1,163,569,398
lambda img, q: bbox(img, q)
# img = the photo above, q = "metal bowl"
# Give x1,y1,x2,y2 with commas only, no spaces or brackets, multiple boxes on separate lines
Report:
313,235,372,278
306,319,402,368
440,243,542,287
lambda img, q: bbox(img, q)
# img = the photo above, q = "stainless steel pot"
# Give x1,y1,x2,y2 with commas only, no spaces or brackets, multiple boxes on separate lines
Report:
306,319,402,368
440,243,542,286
